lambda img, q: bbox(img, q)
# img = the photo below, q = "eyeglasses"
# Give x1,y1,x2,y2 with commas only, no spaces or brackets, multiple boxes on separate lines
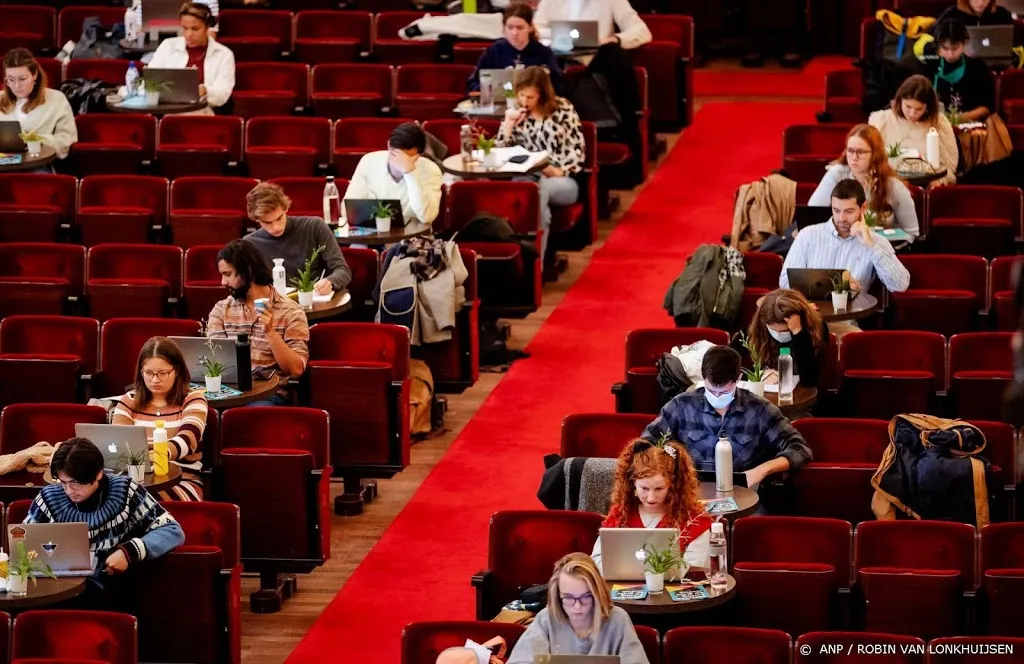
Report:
845,148,872,157
560,593,594,608
56,479,89,490
142,369,175,380
4,76,31,87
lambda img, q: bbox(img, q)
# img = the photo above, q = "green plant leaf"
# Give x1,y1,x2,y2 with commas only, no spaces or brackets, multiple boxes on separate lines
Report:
291,244,326,293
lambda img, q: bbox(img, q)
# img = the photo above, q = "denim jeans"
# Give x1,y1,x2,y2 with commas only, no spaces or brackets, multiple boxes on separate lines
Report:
246,392,289,407
513,174,579,261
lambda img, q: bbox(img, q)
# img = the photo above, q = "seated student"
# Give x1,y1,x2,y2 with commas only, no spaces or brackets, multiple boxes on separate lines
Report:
467,2,563,94
869,75,958,187
25,438,185,576
111,336,208,501
782,178,911,296
206,240,309,406
244,182,352,295
641,346,811,490
1,48,77,162
735,288,830,389
807,124,919,240
533,0,652,53
928,18,996,124
147,2,235,111
936,0,1013,26
506,552,649,664
342,122,443,226
497,65,585,263
591,439,712,572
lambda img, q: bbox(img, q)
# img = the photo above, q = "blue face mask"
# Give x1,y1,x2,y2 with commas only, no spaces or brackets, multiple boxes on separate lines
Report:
705,388,736,410
767,326,793,344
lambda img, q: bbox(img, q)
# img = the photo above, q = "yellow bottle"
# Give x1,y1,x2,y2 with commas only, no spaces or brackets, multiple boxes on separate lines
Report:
152,420,170,476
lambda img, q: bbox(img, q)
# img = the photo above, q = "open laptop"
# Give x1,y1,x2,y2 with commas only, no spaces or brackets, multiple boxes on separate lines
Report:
966,25,1014,63
480,68,516,98
549,20,600,53
8,523,94,577
792,205,832,230
344,199,404,229
141,68,201,104
599,527,678,581
167,336,240,385
74,423,151,473
535,657,620,664
787,268,859,301
0,121,26,153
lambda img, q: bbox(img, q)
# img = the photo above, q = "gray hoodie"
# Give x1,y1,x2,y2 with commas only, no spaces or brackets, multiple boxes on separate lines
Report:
506,606,650,664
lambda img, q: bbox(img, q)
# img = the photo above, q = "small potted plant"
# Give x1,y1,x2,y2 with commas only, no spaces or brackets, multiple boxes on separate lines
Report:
290,244,325,309
198,338,224,393
18,131,42,156
370,200,394,234
886,141,902,168
739,332,766,397
831,272,851,311
502,80,517,110
477,133,498,169
862,209,878,228
635,535,686,594
140,78,170,106
6,540,55,596
118,447,148,482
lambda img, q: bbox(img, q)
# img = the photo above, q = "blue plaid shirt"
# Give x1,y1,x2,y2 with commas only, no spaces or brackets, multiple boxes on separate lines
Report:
642,388,812,472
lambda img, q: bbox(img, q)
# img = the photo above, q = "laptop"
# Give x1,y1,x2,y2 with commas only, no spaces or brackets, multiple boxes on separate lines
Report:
167,336,240,385
792,205,832,230
966,25,1014,62
599,527,678,581
534,657,620,664
480,68,516,98
344,199,404,229
8,523,94,577
141,68,201,104
0,121,26,153
787,268,859,301
549,20,600,53
74,423,151,473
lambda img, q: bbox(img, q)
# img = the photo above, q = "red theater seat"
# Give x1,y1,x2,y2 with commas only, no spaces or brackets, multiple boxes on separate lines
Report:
372,12,444,64
0,243,85,318
400,622,526,664
12,610,136,664
295,10,371,65
926,186,1023,258
839,331,945,419
71,113,156,176
170,177,258,249
77,175,168,247
559,413,652,458
267,177,349,218
217,9,292,62
782,124,852,183
0,5,56,55
184,245,226,323
339,247,378,320
413,248,480,392
890,255,987,336
737,252,784,330
245,116,331,180
949,333,1014,421
333,117,412,179
232,62,309,118
311,63,394,120
99,318,200,394
0,173,76,243
999,68,1024,124
824,69,864,123
979,523,1024,637
0,315,99,406
395,64,474,120
158,115,244,180
65,58,133,87
58,7,125,47
86,244,182,321
664,626,790,664
991,256,1022,331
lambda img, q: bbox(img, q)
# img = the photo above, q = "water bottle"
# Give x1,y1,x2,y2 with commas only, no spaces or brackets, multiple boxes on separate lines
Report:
235,333,252,391
460,124,473,165
778,347,794,406
322,176,340,226
479,71,494,109
125,61,139,98
926,127,941,168
151,419,169,475
709,522,728,589
272,258,287,296
715,436,733,492
124,4,141,46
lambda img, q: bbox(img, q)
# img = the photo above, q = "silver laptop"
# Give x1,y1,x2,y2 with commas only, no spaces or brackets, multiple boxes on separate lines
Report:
966,25,1014,61
167,336,239,385
344,199,404,228
141,67,201,104
550,20,600,53
480,68,516,99
599,527,678,581
0,121,26,153
535,657,620,664
74,423,151,473
8,523,94,577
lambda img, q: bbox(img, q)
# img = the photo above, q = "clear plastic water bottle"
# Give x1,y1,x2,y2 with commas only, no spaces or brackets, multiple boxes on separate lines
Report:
778,347,794,406
460,124,473,165
125,61,139,98
479,71,494,109
709,522,728,589
715,436,733,492
322,176,340,226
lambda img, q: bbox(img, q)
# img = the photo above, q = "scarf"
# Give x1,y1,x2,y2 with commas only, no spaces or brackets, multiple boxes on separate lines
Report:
934,57,966,90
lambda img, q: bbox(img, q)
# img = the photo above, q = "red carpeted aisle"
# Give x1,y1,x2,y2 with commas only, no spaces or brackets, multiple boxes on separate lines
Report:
286,100,818,663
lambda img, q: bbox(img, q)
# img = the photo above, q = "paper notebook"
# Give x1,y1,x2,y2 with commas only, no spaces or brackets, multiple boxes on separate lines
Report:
700,497,739,514
189,383,244,400
667,583,711,602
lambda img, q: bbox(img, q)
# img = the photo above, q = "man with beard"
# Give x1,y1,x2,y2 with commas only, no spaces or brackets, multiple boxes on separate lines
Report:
206,240,309,406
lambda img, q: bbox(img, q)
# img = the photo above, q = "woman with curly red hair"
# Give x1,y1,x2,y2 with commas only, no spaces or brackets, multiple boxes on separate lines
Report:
591,438,712,572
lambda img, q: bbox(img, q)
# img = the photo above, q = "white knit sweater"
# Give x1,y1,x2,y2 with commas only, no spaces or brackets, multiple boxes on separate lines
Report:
868,108,958,185
0,89,77,159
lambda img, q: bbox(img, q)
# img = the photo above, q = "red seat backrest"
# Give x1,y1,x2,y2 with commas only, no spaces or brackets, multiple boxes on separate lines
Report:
793,418,890,464
312,63,393,97
334,117,412,148
623,328,730,372
0,174,76,216
839,331,946,383
0,403,107,456
170,177,260,212
0,243,86,295
296,10,372,44
87,244,182,296
950,332,1014,374
158,116,244,161
855,520,977,586
396,64,474,94
448,180,541,234
79,175,169,226
0,315,100,375
221,406,330,468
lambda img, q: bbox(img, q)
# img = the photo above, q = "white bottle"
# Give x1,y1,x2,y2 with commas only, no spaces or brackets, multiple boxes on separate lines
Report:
926,127,941,169
479,71,494,109
709,522,728,589
460,124,474,164
124,5,140,45
715,436,733,492
125,62,139,99
322,176,340,226
272,258,287,296
778,347,794,406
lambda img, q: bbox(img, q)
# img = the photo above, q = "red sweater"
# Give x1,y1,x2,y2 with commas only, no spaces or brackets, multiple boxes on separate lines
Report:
602,505,713,545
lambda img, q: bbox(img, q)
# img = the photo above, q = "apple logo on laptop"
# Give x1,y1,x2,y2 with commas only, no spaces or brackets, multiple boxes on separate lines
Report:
107,442,119,454
982,37,991,47
570,28,580,39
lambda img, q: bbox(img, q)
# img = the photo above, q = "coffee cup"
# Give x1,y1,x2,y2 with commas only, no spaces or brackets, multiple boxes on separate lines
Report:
254,298,269,314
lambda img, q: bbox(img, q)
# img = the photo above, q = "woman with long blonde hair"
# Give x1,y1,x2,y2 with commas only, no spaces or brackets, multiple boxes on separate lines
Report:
0,48,77,162
738,288,830,388
506,553,650,664
807,123,919,240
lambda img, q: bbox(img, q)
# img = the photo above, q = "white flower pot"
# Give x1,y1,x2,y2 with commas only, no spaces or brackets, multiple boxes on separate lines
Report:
747,380,765,398
128,464,145,482
7,572,27,596
145,91,160,106
375,216,392,234
298,290,314,309
506,96,518,110
832,291,849,311
644,571,665,594
25,141,41,156
205,374,221,393
483,151,499,169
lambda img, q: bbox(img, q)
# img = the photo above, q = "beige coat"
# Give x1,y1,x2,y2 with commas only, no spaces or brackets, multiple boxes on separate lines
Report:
0,89,77,159
730,173,797,252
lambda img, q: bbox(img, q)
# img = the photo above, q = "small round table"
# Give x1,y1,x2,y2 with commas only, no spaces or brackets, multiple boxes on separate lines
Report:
764,385,818,416
0,146,56,173
441,153,549,180
608,571,736,616
203,376,281,409
334,221,432,247
145,463,182,494
106,99,207,116
899,168,947,188
698,482,760,519
454,101,508,121
303,290,353,322
0,577,86,610
814,293,879,323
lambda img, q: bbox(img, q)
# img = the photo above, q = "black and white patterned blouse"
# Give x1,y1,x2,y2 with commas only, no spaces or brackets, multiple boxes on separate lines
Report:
497,97,586,175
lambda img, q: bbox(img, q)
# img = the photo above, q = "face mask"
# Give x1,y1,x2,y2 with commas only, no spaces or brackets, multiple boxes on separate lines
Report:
767,326,793,343
705,388,735,410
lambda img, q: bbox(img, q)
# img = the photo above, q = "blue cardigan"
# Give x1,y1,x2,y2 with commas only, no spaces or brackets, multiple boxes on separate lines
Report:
467,38,564,93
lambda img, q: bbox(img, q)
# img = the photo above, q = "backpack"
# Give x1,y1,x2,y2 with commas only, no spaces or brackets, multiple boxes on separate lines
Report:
410,359,446,438
70,17,126,60
655,352,692,408
60,79,117,115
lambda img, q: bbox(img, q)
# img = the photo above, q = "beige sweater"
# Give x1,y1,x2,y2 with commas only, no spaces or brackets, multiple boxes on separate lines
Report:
868,108,958,185
0,89,78,159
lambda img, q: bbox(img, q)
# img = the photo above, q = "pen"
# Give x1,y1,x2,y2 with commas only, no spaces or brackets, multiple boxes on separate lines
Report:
318,269,325,282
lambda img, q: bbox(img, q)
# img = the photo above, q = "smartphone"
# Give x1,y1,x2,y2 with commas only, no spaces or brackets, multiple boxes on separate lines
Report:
508,154,529,164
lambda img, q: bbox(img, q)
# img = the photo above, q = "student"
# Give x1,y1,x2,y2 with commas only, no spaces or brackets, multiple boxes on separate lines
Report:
342,122,443,226
642,346,811,490
147,2,235,111
506,552,650,664
110,337,208,501
0,48,77,161
927,18,996,123
25,438,185,576
497,65,585,263
244,182,352,295
736,288,830,389
591,438,712,572
467,2,563,94
936,0,1014,27
807,124,919,240
532,0,652,52
869,75,958,187
206,240,309,405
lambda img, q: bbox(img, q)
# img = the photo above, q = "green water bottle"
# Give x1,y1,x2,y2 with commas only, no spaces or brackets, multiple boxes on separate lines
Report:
463,0,477,13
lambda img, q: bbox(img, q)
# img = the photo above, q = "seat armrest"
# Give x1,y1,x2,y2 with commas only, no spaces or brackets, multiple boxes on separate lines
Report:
611,381,631,413
472,568,493,621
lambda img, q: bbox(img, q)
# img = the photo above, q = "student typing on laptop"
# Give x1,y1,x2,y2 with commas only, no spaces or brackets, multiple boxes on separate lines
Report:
24,439,184,584
532,0,652,53
928,19,996,124
935,0,1013,27
466,3,564,94
0,49,77,163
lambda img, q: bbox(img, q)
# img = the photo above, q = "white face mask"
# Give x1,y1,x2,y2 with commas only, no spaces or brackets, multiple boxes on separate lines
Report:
766,326,793,344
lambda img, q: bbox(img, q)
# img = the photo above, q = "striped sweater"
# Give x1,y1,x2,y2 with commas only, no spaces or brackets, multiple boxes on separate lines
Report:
111,390,208,469
25,474,185,567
